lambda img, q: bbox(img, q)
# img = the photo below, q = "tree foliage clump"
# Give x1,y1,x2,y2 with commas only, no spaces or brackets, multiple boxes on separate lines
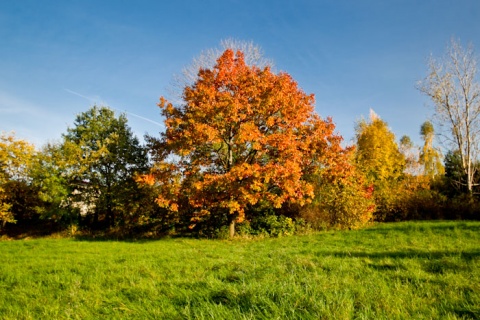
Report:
355,110,405,182
354,113,454,222
354,110,406,220
145,49,361,236
61,106,150,229
0,132,37,227
419,121,444,179
303,162,375,229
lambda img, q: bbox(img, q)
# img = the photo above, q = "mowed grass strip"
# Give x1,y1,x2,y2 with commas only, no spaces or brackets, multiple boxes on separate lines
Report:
0,221,479,319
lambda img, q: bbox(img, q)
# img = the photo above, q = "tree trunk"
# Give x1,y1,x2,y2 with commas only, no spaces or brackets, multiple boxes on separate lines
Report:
227,134,235,238
229,219,235,238
93,210,99,229
467,168,473,194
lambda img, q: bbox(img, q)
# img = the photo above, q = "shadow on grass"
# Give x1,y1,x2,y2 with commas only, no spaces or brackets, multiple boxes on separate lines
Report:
0,220,67,240
361,221,480,234
453,307,480,319
316,248,478,276
72,231,191,243
316,249,480,261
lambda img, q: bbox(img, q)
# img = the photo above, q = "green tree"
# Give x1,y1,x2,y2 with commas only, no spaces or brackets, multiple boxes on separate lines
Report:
30,142,79,223
444,150,469,196
63,106,149,229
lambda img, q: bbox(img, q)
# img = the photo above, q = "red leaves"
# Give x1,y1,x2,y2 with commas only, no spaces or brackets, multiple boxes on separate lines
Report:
147,49,351,223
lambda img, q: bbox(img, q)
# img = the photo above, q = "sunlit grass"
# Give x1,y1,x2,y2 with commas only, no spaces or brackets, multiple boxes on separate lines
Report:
0,221,479,319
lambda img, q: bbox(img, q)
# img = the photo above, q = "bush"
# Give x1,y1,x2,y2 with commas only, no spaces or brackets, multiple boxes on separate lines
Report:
250,215,296,237
235,213,310,238
302,173,375,230
446,194,480,220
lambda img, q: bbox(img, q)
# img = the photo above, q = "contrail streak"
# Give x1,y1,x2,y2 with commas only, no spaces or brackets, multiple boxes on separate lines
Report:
64,88,164,127
64,88,97,102
112,107,164,127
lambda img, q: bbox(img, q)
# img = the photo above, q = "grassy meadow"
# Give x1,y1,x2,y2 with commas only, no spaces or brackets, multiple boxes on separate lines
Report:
0,221,479,319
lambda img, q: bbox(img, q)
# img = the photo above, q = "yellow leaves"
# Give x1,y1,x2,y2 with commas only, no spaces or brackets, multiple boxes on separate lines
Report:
155,195,179,212
0,203,15,225
170,203,179,212
158,96,167,108
227,200,241,214
249,180,263,193
266,116,276,127
355,115,405,184
192,123,219,143
0,132,37,226
135,174,155,186
193,181,203,191
237,122,261,143
0,132,36,183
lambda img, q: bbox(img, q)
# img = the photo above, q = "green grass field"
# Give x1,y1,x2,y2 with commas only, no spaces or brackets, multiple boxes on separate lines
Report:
0,221,479,319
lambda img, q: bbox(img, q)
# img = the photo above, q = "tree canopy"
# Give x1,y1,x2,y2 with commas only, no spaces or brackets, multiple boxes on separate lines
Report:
355,110,405,183
419,121,444,179
145,49,350,236
355,110,406,219
63,106,149,228
0,132,36,227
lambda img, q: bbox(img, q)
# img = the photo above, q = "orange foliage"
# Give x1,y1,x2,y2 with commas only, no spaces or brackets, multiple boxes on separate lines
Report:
147,49,351,224
135,174,155,186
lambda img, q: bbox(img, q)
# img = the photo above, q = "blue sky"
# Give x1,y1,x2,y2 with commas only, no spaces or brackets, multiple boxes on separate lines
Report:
1,0,479,147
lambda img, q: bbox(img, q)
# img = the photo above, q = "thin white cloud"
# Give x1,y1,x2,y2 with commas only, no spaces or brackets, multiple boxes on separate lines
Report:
0,90,68,146
63,88,107,105
0,90,42,115
116,109,164,128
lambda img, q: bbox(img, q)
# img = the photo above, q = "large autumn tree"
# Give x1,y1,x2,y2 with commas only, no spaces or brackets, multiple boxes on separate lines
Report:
145,49,350,237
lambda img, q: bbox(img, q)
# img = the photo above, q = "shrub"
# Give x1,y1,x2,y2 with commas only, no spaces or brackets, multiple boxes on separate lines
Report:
302,172,375,230
250,215,296,237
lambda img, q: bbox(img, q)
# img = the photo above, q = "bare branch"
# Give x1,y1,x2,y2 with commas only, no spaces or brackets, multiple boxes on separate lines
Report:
168,39,273,103
418,38,480,193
